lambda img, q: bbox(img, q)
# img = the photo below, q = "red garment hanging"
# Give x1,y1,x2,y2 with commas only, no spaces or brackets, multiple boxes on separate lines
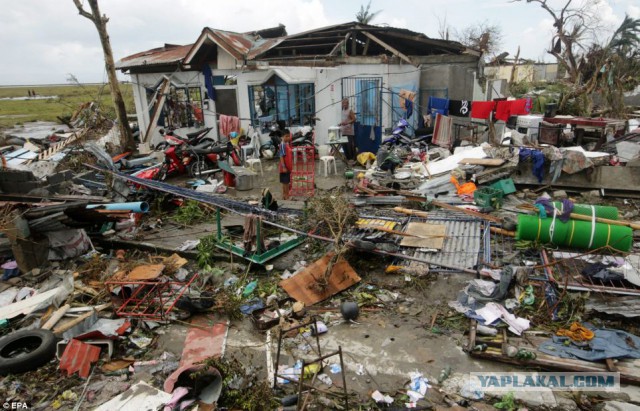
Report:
510,99,528,116
494,100,514,122
470,101,496,119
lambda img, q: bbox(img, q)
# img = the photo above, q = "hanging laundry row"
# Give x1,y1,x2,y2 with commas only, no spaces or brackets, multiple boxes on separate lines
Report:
427,97,533,120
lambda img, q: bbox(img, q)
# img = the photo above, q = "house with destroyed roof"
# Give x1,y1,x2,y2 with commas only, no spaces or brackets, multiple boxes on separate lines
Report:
116,22,484,149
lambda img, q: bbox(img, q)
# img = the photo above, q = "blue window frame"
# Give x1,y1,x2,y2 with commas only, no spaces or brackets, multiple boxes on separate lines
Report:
248,75,315,131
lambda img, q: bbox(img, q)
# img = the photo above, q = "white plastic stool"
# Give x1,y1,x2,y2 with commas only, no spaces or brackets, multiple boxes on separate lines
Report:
245,158,263,175
320,156,337,177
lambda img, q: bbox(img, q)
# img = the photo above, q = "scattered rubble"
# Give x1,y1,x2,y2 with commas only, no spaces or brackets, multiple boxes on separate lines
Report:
2,94,640,410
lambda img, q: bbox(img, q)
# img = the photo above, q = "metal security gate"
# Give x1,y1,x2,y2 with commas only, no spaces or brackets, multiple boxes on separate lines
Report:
341,77,382,126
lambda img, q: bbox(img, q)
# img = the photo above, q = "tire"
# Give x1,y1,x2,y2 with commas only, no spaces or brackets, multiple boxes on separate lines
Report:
0,329,57,375
189,160,212,177
155,142,169,151
5,137,26,146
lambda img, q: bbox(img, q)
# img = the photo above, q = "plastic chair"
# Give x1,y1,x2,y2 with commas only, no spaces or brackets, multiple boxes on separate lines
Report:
320,156,337,177
241,129,261,163
241,145,255,163
245,158,263,175
317,145,331,157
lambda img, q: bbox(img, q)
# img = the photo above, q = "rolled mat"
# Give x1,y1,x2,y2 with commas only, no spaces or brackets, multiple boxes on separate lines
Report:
552,202,619,220
516,214,632,252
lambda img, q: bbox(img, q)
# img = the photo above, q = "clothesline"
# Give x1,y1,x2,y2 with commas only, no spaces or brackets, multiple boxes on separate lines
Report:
427,96,533,121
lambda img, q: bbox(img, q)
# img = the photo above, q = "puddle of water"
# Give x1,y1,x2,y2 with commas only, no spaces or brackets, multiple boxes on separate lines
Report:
5,121,70,140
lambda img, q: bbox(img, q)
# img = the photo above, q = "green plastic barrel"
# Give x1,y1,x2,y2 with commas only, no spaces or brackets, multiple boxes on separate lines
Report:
516,214,632,252
552,202,619,220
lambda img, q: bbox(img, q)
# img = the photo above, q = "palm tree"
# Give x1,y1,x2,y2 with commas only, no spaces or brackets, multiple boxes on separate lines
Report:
608,15,640,53
356,1,381,24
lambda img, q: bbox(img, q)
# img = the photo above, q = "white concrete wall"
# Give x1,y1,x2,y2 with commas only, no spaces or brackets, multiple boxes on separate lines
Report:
128,63,448,147
217,46,237,70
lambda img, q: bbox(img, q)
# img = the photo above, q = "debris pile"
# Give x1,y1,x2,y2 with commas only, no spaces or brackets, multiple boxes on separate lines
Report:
2,106,640,410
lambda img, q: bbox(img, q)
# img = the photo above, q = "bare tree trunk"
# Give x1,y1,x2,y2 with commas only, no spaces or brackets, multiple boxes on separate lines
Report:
508,46,521,94
73,0,134,152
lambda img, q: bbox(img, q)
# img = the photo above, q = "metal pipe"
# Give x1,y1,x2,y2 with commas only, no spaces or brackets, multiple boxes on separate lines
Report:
87,201,150,213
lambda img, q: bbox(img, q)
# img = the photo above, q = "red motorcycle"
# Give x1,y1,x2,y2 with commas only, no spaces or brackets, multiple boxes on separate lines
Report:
154,127,214,151
135,137,241,181
187,140,242,178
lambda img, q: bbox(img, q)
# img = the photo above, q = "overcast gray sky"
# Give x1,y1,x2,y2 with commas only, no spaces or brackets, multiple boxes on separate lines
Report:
0,0,637,85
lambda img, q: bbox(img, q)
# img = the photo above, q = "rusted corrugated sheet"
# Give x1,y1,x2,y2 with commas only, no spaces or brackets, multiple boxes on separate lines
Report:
116,44,193,70
163,319,228,393
210,29,254,55
247,38,283,59
59,339,101,378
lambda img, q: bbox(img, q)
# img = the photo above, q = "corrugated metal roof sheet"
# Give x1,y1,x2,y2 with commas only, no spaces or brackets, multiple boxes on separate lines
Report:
119,22,473,71
59,339,101,378
208,29,254,55
586,297,640,317
247,38,283,59
343,211,484,272
116,44,193,70
408,214,483,271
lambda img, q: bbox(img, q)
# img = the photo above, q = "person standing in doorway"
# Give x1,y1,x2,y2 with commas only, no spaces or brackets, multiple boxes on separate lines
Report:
340,98,356,162
278,129,293,200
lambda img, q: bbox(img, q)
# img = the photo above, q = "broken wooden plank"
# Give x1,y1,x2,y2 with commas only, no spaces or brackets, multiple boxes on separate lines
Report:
458,158,505,166
360,31,413,65
53,310,96,335
393,207,429,218
41,304,71,330
279,253,360,305
471,348,640,385
143,77,171,143
430,200,502,223
125,264,165,280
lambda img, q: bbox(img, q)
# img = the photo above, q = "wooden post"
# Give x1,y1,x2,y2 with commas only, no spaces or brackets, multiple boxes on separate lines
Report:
72,0,134,151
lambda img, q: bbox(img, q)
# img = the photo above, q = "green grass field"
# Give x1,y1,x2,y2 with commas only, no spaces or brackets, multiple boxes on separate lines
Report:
0,83,135,129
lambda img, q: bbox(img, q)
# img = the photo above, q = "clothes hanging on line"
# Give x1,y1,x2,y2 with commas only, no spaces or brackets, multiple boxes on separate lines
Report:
448,100,471,117
428,96,450,116
470,101,496,119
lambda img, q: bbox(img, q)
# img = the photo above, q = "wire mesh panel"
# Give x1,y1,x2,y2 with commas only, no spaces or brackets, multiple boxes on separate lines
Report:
542,250,640,296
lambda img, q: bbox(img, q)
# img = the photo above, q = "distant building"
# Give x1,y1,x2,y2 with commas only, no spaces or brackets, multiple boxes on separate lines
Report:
484,60,559,84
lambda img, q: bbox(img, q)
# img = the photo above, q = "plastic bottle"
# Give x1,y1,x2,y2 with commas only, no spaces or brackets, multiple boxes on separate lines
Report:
438,365,452,383
242,280,258,297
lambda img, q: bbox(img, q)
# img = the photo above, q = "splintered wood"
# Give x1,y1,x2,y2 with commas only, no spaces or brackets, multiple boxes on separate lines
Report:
279,253,361,305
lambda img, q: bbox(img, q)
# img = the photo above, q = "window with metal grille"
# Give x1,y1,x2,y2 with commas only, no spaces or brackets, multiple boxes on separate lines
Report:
146,82,204,128
341,77,381,126
248,75,315,131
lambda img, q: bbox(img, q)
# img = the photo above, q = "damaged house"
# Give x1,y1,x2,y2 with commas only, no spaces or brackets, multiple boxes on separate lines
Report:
116,22,483,148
